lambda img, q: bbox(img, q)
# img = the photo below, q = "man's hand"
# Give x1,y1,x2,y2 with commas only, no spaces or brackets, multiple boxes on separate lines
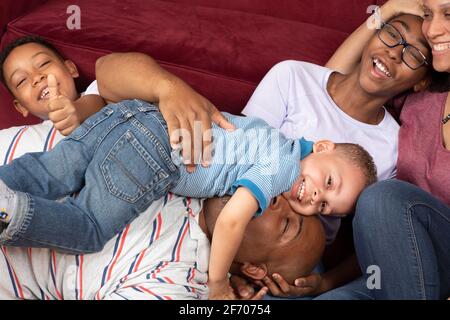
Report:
158,79,235,173
258,273,327,298
47,74,81,136
95,52,236,172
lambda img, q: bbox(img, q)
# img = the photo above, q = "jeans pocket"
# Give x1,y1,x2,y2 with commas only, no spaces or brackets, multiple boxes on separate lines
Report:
69,106,115,141
101,130,171,203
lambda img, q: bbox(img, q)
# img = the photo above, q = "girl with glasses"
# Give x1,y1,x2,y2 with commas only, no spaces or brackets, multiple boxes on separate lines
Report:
316,0,450,300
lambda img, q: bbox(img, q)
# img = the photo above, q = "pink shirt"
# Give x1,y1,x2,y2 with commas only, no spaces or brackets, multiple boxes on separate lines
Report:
397,91,450,206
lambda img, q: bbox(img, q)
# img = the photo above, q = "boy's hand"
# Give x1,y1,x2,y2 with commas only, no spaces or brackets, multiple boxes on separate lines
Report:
258,273,327,297
47,74,81,136
158,80,235,173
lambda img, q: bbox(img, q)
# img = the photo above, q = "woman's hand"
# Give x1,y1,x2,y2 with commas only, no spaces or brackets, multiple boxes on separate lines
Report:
258,273,328,298
229,275,268,300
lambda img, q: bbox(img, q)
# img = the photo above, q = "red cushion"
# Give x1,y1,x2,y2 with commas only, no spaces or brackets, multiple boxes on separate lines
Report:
1,0,376,128
163,0,377,33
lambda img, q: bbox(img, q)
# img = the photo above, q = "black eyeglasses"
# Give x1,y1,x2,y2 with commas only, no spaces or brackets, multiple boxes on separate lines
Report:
377,23,429,70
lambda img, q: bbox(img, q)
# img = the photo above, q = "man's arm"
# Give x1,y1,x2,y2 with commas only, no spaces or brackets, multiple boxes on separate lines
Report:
95,52,234,171
208,187,258,300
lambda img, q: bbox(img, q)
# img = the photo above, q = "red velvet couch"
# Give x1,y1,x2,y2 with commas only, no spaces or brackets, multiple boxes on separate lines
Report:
0,0,386,129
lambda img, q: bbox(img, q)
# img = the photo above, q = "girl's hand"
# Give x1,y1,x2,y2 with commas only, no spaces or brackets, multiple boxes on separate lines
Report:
382,0,424,19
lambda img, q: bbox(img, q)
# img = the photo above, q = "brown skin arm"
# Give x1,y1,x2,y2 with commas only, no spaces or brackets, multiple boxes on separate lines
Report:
74,94,106,122
95,52,234,172
325,0,423,74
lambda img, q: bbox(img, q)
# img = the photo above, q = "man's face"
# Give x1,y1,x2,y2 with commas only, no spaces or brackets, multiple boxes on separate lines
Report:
3,42,79,119
203,194,326,284
283,149,366,217
358,14,431,97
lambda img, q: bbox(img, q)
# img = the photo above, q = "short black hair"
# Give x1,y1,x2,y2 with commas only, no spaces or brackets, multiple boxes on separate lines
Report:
0,35,64,87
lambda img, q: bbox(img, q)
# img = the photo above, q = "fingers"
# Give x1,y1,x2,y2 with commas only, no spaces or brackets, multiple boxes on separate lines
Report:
230,275,255,299
51,116,79,136
262,274,317,298
271,273,291,293
47,74,60,99
211,108,235,131
192,117,203,171
261,276,285,297
178,118,194,170
294,273,320,288
249,286,268,300
168,112,208,173
166,115,181,149
200,113,213,167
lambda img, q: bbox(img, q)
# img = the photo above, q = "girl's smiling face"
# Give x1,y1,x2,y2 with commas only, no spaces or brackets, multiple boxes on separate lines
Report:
358,14,431,97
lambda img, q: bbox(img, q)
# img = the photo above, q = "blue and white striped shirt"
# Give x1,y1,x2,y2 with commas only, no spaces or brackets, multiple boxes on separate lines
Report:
171,113,313,214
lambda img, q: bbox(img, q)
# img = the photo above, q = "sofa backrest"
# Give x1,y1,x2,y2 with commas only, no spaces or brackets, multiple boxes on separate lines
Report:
162,0,379,34
0,0,379,129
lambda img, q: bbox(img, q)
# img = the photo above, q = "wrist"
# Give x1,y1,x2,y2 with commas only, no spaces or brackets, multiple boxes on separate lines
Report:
318,274,335,294
156,76,187,102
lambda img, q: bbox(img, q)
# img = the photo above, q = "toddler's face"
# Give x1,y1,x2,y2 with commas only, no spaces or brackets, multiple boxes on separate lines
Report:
3,42,79,119
283,150,366,217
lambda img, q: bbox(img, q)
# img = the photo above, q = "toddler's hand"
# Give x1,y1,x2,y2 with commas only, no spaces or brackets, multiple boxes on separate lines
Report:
47,74,81,136
208,278,237,300
230,274,268,300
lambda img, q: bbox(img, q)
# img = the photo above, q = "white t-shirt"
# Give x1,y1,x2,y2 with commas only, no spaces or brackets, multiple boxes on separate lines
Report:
84,80,99,96
242,60,399,181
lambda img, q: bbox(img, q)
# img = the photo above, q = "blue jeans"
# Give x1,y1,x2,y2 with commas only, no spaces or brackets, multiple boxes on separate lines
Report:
318,180,450,300
0,100,179,254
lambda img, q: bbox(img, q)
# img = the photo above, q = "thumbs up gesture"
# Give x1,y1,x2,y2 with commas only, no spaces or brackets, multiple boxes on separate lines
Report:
47,74,81,136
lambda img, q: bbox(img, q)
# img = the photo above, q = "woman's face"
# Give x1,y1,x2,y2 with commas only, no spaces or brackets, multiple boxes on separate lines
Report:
358,14,431,97
422,0,450,73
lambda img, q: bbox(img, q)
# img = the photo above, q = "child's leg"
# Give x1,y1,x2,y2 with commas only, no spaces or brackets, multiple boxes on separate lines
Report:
0,106,121,225
0,100,180,254
0,107,118,200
